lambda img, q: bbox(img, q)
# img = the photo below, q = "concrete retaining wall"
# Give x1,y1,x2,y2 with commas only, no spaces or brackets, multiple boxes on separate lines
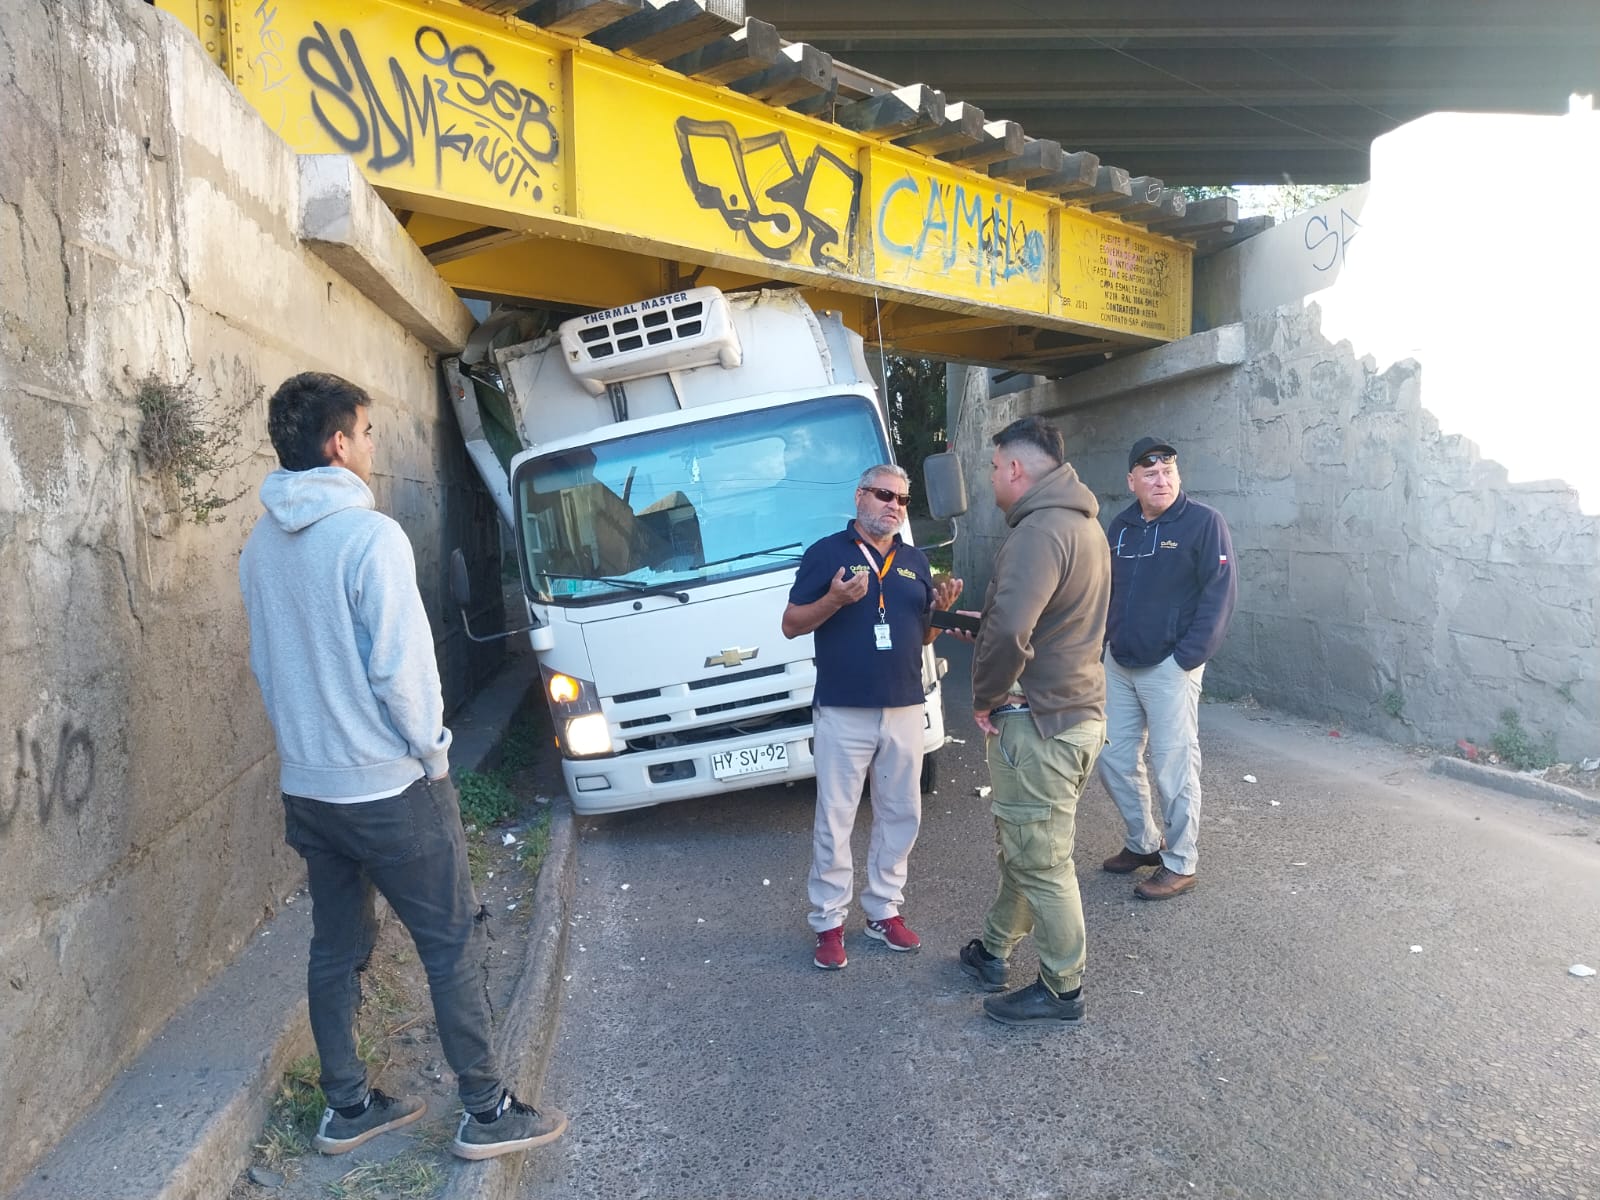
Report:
951,302,1598,761
0,2,498,1187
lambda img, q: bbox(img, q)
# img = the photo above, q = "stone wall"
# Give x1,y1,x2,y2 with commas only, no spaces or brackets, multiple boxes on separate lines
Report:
951,304,1598,761
0,1,498,1186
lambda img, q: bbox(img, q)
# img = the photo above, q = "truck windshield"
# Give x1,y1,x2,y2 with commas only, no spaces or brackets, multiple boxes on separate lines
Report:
512,394,890,604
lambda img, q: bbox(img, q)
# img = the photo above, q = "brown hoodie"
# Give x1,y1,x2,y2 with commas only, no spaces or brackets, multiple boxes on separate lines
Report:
971,461,1111,738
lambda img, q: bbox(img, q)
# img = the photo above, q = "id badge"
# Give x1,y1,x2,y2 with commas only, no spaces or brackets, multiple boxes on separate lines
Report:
873,622,893,651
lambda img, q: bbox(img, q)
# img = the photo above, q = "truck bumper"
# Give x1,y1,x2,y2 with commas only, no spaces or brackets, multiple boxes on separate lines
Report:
563,697,946,815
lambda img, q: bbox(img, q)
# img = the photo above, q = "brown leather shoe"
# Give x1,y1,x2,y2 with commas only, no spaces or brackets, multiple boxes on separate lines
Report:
1101,845,1163,874
1134,866,1196,900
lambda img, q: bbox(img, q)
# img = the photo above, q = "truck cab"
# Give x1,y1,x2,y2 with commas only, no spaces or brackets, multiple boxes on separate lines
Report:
447,286,948,814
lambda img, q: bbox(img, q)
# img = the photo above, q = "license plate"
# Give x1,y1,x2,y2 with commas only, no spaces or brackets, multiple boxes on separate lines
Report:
711,742,788,780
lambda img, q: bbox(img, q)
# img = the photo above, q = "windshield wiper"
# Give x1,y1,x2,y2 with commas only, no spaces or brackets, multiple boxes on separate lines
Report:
538,572,689,604
698,542,803,569
537,543,801,603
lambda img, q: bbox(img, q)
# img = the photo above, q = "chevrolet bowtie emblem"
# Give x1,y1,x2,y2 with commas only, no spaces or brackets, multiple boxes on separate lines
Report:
705,647,758,669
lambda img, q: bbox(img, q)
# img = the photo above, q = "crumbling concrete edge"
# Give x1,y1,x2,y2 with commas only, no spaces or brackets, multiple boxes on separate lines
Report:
1430,756,1600,818
441,800,577,1200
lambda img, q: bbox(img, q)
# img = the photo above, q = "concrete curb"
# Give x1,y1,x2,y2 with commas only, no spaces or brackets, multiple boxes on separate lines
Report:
6,660,554,1200
1431,756,1600,818
441,801,576,1200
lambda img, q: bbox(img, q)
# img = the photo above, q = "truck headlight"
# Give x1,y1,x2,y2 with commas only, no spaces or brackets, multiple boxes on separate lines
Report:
547,673,581,704
563,712,612,757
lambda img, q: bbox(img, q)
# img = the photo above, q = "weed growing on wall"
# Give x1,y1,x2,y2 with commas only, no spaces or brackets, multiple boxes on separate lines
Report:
134,375,256,524
1488,708,1558,771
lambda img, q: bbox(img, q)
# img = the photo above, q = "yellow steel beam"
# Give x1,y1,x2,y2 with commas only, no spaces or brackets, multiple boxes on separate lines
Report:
158,0,1192,358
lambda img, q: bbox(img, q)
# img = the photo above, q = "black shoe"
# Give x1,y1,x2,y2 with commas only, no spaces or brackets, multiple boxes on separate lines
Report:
959,938,1008,992
313,1088,425,1154
983,977,1085,1027
453,1090,569,1160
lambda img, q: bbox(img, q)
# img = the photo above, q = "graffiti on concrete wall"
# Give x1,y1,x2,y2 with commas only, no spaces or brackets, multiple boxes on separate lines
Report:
876,174,1046,288
675,117,862,269
294,21,559,202
1304,206,1362,273
250,0,294,131
0,722,95,837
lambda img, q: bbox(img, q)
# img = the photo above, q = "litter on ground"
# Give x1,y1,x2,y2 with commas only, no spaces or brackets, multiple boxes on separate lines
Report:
1243,774,1257,783
1570,964,1596,978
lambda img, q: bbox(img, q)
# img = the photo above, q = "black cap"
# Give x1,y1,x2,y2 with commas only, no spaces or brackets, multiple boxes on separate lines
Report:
1128,437,1177,470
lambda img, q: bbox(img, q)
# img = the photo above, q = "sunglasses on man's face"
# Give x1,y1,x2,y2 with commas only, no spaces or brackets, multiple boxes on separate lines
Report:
859,485,912,506
1136,453,1177,469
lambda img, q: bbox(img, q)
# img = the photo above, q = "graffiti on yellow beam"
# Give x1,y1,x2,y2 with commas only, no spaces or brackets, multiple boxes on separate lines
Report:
165,0,1191,343
873,166,1050,309
674,118,861,269
237,1,563,211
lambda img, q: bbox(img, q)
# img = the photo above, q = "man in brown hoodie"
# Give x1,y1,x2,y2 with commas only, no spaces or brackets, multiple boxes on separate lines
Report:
956,416,1111,1026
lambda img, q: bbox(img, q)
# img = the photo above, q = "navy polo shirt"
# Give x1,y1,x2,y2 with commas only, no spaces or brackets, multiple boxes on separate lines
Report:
789,521,935,708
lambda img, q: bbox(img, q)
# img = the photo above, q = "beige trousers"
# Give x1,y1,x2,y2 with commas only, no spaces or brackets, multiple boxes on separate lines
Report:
806,705,925,933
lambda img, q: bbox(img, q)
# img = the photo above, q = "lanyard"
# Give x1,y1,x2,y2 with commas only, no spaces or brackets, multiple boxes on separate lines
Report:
856,540,896,618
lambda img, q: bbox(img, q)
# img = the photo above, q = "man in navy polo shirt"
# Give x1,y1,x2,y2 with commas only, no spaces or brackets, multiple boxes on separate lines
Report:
782,464,963,970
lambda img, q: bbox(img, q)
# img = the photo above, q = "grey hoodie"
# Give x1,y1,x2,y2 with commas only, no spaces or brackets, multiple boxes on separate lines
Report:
240,466,451,800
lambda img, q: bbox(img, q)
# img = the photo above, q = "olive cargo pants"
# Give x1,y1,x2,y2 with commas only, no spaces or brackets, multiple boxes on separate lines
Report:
981,714,1105,996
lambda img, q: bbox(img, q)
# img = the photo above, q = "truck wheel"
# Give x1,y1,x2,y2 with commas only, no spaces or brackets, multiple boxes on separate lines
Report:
920,752,938,794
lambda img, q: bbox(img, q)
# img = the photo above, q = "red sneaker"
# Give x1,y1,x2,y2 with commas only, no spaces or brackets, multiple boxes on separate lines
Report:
814,925,847,970
865,915,922,952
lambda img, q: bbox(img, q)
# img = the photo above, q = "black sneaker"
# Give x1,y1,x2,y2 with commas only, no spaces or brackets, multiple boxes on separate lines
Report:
313,1088,425,1154
959,938,1008,992
983,977,1086,1027
452,1090,569,1161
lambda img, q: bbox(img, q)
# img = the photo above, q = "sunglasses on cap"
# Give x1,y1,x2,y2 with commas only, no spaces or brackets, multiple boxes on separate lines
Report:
1135,452,1177,469
859,485,912,506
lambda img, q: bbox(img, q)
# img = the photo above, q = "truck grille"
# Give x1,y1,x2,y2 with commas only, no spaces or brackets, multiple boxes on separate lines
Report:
605,661,813,753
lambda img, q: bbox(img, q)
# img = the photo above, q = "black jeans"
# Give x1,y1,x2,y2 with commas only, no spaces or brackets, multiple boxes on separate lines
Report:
283,775,502,1112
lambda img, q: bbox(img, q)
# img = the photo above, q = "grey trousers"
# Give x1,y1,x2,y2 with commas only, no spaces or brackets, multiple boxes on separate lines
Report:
807,704,925,933
283,775,503,1112
1097,651,1206,875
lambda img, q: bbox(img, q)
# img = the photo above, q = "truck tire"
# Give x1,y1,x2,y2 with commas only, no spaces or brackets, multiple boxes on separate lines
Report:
920,751,938,794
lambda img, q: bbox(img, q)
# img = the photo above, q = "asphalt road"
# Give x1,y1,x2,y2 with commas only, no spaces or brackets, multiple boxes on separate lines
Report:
521,646,1600,1200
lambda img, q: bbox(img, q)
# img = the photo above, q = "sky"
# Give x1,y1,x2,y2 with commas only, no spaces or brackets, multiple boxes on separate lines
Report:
1309,102,1600,514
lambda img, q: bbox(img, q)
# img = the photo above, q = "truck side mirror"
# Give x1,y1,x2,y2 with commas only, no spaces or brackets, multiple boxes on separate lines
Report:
923,452,968,520
449,548,473,608
449,546,553,650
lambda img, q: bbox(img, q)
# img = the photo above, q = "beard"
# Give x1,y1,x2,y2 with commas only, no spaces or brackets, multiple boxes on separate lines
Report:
856,509,901,539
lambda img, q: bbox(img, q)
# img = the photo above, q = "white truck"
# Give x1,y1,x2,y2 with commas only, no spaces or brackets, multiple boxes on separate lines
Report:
445,286,950,815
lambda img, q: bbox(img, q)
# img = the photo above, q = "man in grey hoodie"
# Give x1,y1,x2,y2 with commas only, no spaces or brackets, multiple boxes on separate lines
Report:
956,416,1111,1027
239,372,565,1160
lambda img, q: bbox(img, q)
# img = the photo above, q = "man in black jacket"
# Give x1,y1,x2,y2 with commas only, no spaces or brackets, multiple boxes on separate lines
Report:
1097,438,1236,900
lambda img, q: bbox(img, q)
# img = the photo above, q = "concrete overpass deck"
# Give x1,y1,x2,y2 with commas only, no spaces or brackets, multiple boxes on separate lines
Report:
156,0,1238,373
